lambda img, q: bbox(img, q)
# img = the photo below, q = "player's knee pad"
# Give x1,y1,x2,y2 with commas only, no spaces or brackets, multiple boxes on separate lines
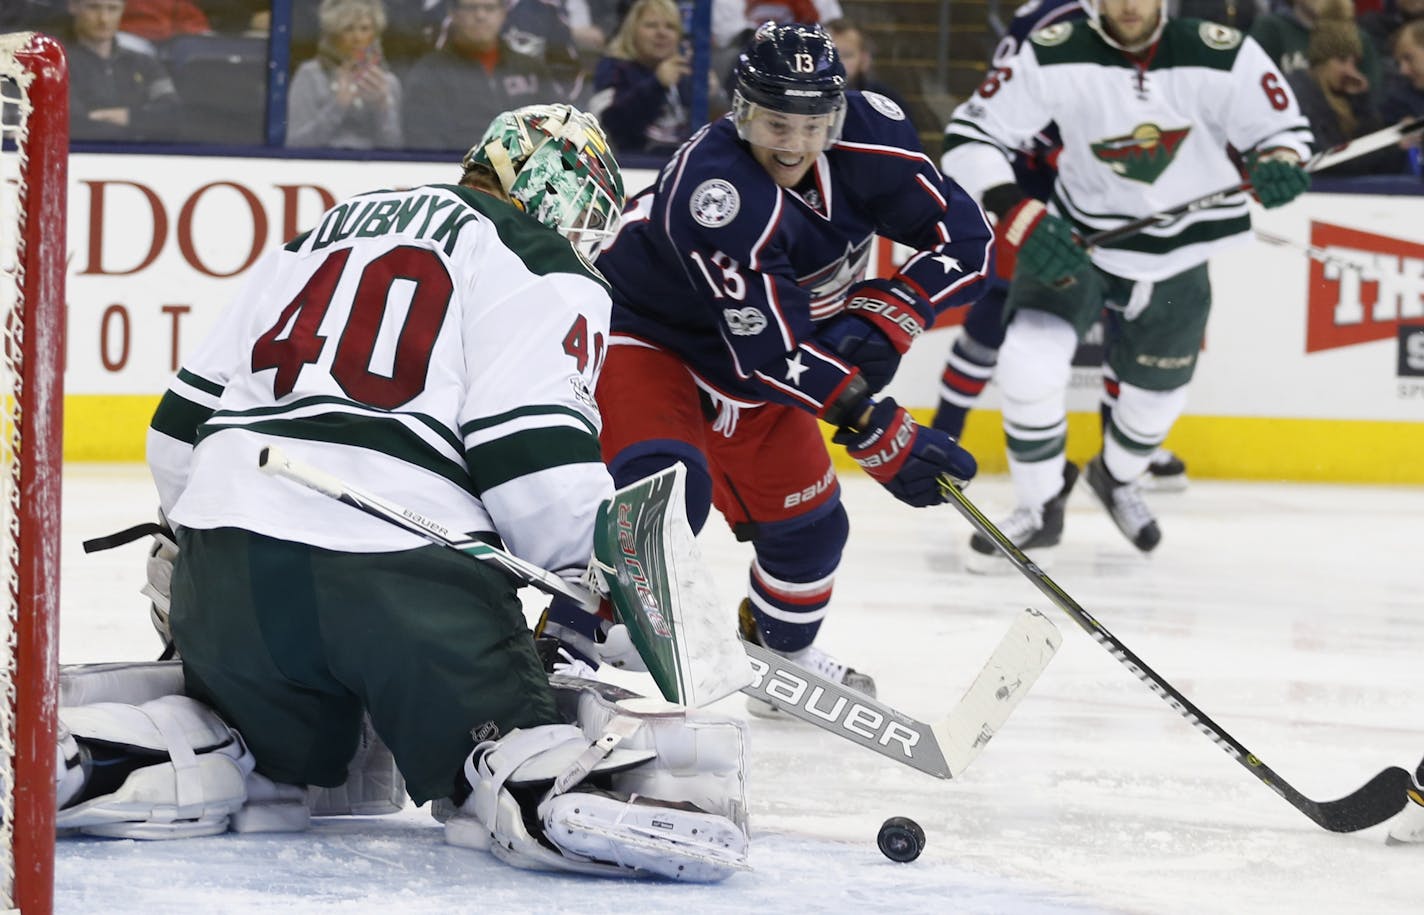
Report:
446,679,749,881
997,309,1078,422
1108,382,1189,446
609,442,713,534
56,694,255,840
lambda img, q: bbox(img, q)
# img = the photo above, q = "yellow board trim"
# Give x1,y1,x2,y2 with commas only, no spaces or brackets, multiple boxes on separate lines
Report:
65,395,1424,485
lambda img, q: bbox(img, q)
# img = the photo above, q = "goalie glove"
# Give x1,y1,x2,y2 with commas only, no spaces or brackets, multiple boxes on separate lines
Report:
832,397,977,507
1247,148,1310,209
815,277,934,393
992,196,1090,286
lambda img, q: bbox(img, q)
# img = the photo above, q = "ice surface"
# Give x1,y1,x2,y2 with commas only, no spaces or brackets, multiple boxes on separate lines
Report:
57,464,1422,914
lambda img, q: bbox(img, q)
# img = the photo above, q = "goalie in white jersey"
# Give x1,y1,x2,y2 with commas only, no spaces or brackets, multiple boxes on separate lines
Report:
55,105,753,882
941,0,1312,566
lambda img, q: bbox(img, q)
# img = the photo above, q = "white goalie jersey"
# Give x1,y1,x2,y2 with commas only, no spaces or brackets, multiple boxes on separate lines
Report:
942,18,1313,281
147,183,615,580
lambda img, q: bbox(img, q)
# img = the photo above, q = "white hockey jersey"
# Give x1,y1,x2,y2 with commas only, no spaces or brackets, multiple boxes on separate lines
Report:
942,18,1314,281
147,183,614,581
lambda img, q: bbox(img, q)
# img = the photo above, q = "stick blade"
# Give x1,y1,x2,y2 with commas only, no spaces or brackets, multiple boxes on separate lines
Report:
936,607,1062,778
1300,766,1413,833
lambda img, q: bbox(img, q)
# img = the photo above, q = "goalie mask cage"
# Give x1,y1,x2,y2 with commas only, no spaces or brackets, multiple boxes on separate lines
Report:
0,31,66,915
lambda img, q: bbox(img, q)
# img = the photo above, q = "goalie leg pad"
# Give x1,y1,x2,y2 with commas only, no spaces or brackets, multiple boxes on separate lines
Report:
448,682,751,881
56,695,255,839
59,660,185,708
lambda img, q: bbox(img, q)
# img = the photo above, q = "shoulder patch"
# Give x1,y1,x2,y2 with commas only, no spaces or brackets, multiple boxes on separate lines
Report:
1031,22,1073,46
863,91,905,121
1199,22,1242,50
690,179,740,228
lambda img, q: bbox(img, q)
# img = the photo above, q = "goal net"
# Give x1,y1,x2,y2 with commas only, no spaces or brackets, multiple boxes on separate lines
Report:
0,31,66,915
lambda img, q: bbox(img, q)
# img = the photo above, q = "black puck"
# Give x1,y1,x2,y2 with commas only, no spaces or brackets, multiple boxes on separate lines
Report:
877,816,925,862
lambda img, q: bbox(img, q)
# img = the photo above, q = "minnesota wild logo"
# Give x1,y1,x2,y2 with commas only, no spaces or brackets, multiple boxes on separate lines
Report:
1090,123,1191,184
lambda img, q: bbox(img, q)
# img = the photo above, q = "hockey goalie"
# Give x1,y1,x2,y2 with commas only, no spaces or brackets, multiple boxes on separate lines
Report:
54,101,751,882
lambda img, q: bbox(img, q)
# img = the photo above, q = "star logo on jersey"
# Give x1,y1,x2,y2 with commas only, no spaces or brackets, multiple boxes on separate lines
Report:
933,254,962,274
1090,123,1192,185
784,352,809,385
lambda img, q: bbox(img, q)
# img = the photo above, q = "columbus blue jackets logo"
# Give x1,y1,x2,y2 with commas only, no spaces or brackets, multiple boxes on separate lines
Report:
690,179,740,228
1090,123,1191,184
723,307,767,336
863,92,905,121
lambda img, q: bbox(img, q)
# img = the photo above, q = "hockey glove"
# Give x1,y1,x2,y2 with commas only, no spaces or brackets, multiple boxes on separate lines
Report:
535,596,648,674
1247,149,1310,208
994,199,1090,286
816,278,934,393
140,511,179,660
832,397,977,507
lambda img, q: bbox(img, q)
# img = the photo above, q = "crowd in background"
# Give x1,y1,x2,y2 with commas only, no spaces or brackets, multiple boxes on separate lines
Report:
3,0,1421,174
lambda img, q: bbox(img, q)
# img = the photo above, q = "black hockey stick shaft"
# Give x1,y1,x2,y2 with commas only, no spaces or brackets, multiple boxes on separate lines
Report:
941,479,1411,832
1082,116,1424,250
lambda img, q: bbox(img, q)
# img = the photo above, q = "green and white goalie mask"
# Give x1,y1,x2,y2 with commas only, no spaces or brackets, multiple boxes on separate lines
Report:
1084,0,1169,53
464,103,625,260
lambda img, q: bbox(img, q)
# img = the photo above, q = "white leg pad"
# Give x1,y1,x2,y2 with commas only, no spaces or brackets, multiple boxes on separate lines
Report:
59,660,185,708
1103,382,1190,482
447,684,751,881
308,715,406,817
56,695,255,839
230,772,311,833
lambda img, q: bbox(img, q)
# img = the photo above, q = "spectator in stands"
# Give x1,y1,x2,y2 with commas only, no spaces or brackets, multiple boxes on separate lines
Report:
824,18,908,112
119,0,210,42
1175,0,1262,31
1360,0,1424,57
590,0,701,154
1389,19,1424,153
288,0,403,149
503,0,599,104
62,0,183,142
1251,0,1385,100
402,0,555,150
1285,0,1406,172
1,1,66,32
202,0,270,36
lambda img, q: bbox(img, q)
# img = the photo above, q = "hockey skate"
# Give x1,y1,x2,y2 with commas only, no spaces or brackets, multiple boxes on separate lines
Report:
966,462,1079,575
1140,448,1189,493
1086,455,1162,552
736,601,876,719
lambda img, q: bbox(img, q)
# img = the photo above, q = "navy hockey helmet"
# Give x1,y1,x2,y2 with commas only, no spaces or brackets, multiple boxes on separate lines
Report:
733,22,847,153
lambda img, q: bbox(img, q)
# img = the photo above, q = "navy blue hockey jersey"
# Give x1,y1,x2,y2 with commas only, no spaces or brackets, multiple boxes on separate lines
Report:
597,91,992,414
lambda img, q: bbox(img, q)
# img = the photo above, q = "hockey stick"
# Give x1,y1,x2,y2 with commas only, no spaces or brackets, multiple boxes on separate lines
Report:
1252,228,1375,275
940,477,1412,832
1080,116,1424,251
257,444,1061,780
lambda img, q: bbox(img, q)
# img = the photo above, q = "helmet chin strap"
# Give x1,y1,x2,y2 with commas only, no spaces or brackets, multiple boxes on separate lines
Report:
482,140,520,202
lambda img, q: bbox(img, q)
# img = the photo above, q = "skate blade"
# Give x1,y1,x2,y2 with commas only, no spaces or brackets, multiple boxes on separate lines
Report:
1140,473,1189,494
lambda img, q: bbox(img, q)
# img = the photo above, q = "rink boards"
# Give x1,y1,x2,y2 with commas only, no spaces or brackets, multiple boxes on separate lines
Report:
57,154,1424,482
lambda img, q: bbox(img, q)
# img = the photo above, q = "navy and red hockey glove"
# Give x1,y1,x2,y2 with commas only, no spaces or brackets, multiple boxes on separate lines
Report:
832,397,977,507
816,277,934,393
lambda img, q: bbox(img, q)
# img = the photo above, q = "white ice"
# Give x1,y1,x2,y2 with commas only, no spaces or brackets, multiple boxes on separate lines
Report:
56,464,1422,914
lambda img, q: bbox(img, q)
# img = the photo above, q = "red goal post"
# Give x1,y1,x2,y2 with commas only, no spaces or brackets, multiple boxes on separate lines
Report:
0,30,67,915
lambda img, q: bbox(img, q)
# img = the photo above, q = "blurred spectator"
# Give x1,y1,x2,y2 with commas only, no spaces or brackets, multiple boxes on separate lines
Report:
1175,0,1263,31
824,18,908,111
504,0,598,103
713,0,843,55
402,0,554,150
119,0,211,41
1,1,67,31
378,0,447,75
1285,0,1405,172
62,0,183,141
590,0,702,154
1251,0,1385,99
201,0,271,35
1385,19,1424,125
288,0,403,149
1360,0,1424,56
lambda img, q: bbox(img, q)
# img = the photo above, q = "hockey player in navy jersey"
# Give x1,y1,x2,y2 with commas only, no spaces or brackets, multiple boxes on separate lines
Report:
539,22,993,707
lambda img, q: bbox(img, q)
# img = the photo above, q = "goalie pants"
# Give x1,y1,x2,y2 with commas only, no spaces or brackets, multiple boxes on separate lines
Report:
169,526,558,804
597,342,848,652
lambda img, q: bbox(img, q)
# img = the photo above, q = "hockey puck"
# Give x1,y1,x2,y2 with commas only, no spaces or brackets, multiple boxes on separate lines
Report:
877,816,925,862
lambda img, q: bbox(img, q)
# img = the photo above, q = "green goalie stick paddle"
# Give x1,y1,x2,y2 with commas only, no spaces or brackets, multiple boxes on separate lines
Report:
257,444,1062,780
940,476,1412,832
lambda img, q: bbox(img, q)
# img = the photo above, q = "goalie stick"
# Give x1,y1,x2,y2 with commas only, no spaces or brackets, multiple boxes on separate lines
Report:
941,478,1412,832
1080,116,1424,251
257,444,1061,780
